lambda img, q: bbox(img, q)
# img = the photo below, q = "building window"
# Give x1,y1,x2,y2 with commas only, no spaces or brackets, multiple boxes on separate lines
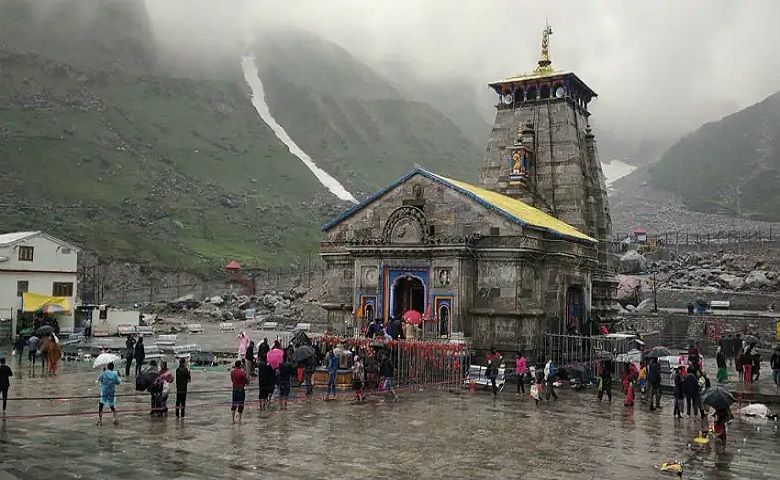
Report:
490,227,500,236
17,281,29,297
52,282,74,297
18,246,34,262
61,247,72,254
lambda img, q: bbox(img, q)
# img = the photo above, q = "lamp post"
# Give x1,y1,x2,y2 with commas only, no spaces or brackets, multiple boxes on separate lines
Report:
651,262,658,313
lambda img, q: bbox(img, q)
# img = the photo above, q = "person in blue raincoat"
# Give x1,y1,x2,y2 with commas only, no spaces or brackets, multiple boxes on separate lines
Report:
97,362,122,425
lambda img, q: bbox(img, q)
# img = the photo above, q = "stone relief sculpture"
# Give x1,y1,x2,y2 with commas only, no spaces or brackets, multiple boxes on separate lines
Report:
382,206,429,244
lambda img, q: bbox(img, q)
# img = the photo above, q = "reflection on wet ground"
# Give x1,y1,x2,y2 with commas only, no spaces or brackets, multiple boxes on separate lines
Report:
0,365,778,480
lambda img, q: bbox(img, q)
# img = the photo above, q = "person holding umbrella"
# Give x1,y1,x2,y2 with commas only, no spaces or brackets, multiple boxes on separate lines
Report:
702,385,736,444
96,362,121,426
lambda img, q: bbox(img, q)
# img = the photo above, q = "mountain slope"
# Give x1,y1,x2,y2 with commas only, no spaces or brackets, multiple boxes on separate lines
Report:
0,0,334,272
649,91,780,221
251,30,482,195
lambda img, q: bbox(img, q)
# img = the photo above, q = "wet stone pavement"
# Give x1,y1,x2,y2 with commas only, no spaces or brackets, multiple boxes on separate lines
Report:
1,365,779,480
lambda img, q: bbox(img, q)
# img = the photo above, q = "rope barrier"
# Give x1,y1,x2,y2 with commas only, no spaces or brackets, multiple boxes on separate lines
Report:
0,378,466,422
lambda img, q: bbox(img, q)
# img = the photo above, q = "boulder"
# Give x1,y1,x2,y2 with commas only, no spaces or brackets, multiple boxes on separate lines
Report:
619,250,647,274
617,275,643,307
208,295,224,305
635,298,654,313
744,271,771,289
717,273,744,291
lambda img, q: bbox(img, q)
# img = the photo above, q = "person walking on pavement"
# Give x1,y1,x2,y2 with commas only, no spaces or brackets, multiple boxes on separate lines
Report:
487,349,503,396
683,369,700,417
515,352,527,395
245,340,256,377
257,357,276,409
230,360,249,424
0,358,12,416
325,348,339,400
125,336,136,377
12,335,25,367
134,337,146,376
27,334,39,369
770,347,780,387
175,358,191,418
742,346,753,384
380,354,398,400
544,359,558,401
647,357,662,410
716,345,728,383
96,362,121,426
672,367,684,418
597,360,613,402
752,350,762,382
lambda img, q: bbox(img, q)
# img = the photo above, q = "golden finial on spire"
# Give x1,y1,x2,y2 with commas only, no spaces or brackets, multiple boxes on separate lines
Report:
535,19,554,73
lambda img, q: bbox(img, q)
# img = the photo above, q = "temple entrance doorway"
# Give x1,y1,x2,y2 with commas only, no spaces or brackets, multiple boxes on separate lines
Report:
392,276,425,320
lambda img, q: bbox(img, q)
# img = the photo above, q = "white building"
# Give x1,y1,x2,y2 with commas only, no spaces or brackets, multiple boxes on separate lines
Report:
0,231,79,336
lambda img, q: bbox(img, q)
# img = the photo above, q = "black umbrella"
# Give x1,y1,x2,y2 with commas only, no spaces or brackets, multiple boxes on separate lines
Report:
135,370,159,392
291,345,316,364
291,329,311,347
35,325,54,336
743,335,759,347
702,385,736,410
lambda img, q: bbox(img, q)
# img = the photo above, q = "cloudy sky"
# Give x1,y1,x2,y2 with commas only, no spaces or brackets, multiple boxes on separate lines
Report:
147,0,780,141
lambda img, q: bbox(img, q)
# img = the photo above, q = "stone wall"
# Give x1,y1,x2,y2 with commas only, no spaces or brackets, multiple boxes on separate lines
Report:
656,288,778,311
623,312,779,350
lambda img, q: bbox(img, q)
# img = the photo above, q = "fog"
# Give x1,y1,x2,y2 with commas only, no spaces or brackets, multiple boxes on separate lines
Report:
146,0,780,146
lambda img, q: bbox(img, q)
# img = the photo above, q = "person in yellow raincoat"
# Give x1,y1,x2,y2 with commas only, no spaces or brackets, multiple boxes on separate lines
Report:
47,334,62,375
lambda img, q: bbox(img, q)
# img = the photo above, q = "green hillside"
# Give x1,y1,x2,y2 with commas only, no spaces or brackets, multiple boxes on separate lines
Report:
0,2,486,273
649,91,780,221
0,0,334,273
252,30,481,195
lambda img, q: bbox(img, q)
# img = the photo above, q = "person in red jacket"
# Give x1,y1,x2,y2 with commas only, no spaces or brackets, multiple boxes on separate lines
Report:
230,361,249,424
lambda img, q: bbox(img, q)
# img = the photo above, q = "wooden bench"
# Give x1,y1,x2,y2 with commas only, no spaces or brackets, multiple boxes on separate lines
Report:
155,334,177,346
260,321,278,330
710,300,730,310
117,325,136,336
136,325,154,336
186,323,204,334
144,345,165,361
219,322,235,332
293,322,311,332
465,365,507,392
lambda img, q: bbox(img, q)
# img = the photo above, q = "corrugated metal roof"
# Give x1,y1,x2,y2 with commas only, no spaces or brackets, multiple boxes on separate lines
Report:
0,231,40,246
321,168,596,245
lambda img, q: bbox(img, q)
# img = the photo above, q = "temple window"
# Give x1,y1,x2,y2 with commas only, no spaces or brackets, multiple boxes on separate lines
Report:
540,84,551,99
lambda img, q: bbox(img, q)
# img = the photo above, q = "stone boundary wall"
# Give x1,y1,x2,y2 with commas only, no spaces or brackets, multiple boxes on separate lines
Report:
103,269,328,305
656,288,778,310
623,312,779,351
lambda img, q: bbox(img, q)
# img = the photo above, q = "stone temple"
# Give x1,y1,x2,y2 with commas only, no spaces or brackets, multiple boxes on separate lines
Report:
319,24,619,352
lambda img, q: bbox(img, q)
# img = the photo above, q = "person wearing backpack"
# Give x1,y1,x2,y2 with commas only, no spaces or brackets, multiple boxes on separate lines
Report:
174,358,191,418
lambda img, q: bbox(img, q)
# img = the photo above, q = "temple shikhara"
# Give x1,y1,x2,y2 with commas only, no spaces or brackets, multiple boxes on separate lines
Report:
319,23,619,352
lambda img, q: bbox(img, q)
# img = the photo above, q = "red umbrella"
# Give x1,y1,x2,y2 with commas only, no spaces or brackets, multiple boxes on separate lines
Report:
403,310,423,325
267,348,284,369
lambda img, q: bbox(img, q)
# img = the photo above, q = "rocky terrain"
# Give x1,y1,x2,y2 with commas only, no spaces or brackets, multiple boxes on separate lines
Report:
608,166,780,236
618,249,780,300
137,285,326,332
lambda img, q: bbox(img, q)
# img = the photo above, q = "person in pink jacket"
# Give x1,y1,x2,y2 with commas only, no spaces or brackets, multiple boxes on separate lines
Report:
515,352,527,394
237,332,251,363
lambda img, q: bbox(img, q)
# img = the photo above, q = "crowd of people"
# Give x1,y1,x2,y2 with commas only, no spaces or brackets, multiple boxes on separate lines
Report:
485,338,778,449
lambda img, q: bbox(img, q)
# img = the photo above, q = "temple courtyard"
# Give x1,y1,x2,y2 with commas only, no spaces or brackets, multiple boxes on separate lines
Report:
0,363,778,480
